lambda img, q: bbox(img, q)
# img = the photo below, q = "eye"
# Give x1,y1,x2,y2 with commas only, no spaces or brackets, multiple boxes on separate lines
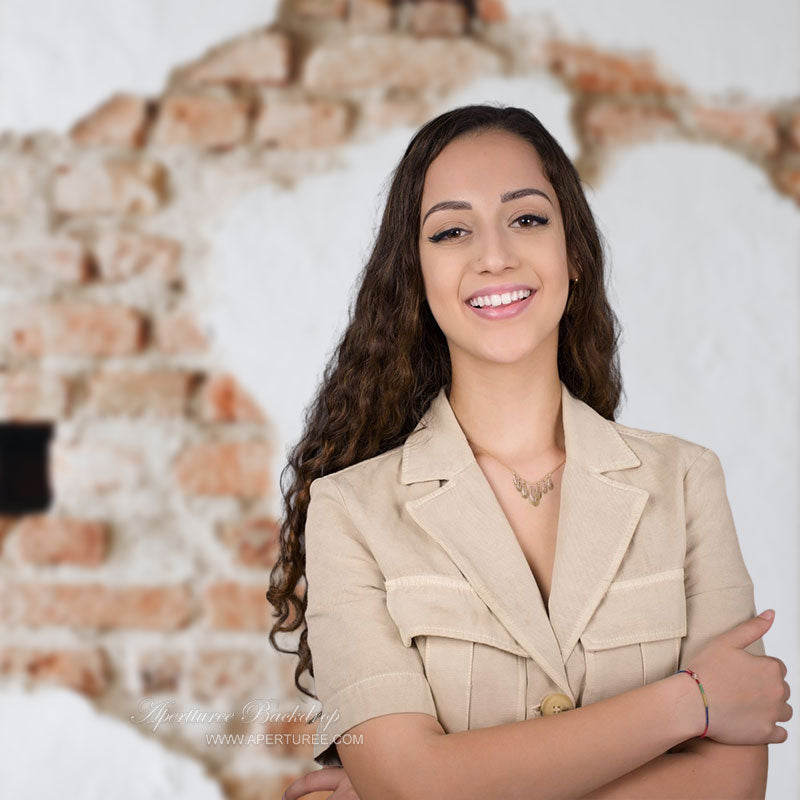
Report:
427,227,466,243
513,213,550,228
426,213,550,244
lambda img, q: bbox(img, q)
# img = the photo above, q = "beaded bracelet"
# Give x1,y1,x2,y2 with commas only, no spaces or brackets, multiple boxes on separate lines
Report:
675,667,709,738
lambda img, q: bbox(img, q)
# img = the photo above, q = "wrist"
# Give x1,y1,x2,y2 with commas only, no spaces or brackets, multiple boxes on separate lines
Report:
661,671,708,743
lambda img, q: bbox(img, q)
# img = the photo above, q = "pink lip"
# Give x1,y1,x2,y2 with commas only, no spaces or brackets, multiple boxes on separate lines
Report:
466,289,536,320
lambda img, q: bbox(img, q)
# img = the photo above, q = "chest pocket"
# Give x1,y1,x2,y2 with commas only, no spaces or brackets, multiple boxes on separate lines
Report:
580,567,687,705
385,576,528,733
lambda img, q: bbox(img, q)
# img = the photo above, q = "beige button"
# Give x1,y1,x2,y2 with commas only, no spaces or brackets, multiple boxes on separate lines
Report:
540,692,574,715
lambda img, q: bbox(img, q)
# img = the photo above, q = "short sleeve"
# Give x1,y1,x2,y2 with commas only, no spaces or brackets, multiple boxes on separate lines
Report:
678,447,765,672
304,476,437,767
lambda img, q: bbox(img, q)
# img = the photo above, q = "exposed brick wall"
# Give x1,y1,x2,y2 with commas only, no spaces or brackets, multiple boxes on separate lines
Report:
0,1,797,798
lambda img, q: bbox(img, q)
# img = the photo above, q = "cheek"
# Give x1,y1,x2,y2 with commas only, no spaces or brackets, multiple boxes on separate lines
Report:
421,265,459,317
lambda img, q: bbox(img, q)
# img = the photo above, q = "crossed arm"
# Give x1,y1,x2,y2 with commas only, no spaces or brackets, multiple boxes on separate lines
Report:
575,738,767,799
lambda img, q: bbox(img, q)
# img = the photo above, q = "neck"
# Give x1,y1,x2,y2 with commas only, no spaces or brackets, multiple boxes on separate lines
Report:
447,372,566,473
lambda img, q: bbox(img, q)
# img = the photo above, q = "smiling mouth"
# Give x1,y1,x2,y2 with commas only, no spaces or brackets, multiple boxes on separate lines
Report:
466,288,533,309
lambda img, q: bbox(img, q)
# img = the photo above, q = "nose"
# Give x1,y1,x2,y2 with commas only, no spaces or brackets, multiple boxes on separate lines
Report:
474,224,520,272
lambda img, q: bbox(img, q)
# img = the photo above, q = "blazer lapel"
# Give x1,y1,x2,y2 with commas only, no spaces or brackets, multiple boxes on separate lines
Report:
401,380,649,700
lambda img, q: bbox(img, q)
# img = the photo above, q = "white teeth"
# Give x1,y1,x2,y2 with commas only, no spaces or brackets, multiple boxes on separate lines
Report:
468,288,532,308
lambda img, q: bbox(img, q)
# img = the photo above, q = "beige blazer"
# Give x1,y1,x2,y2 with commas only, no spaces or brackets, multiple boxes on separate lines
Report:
304,381,764,767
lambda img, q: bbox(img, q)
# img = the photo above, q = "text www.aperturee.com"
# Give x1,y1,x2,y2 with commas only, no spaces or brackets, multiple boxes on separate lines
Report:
206,732,363,747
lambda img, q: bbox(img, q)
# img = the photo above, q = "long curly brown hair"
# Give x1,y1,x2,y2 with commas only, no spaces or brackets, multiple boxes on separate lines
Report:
266,103,624,700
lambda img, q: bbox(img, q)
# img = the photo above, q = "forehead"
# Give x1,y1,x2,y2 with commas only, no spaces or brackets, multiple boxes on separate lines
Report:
421,130,550,198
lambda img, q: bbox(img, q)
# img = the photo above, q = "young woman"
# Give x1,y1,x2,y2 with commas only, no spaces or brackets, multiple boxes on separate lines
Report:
268,104,791,800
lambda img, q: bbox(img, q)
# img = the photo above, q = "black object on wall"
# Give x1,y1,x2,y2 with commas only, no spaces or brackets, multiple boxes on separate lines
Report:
0,423,53,513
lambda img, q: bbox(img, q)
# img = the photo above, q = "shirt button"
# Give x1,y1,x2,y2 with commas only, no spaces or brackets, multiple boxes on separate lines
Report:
540,692,574,715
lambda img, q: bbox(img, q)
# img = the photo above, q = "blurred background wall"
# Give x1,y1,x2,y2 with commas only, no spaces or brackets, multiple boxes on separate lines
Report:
0,0,797,798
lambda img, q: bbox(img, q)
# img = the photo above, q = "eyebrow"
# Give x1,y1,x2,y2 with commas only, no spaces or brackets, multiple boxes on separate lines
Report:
421,187,553,225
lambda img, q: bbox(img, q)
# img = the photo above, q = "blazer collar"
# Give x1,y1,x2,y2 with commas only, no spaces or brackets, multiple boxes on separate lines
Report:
400,381,649,701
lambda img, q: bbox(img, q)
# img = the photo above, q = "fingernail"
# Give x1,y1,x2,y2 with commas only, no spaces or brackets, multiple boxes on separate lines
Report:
758,609,774,620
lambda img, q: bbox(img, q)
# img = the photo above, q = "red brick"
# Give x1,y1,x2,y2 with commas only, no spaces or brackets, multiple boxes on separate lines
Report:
15,516,109,565
265,720,320,758
0,371,71,420
476,0,507,23
584,101,678,147
92,229,181,281
203,581,270,631
219,517,279,568
410,1,469,37
191,650,271,701
687,103,779,156
198,373,265,423
0,517,16,549
180,31,291,87
547,40,685,95
2,235,91,284
0,165,30,219
52,158,167,216
8,303,145,357
0,646,111,696
138,650,183,693
155,308,210,353
150,92,250,149
70,93,150,148
349,0,395,32
360,95,433,133
775,167,800,201
88,370,192,416
295,0,348,18
243,718,317,758
254,99,349,148
302,35,502,91
789,112,800,150
174,441,271,497
0,582,192,629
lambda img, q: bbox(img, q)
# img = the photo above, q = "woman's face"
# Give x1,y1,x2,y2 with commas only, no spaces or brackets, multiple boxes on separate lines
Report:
418,129,574,369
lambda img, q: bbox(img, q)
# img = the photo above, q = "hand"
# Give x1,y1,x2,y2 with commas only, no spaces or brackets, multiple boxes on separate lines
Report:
283,765,361,800
686,610,792,745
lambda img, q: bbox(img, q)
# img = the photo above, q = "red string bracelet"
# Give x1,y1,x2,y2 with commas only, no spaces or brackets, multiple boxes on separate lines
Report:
675,667,709,738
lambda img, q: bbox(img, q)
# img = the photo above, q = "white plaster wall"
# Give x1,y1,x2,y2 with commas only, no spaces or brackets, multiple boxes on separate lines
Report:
0,1,797,797
0,685,225,800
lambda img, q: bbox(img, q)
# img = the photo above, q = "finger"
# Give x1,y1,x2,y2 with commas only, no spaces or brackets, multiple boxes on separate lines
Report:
769,725,789,744
283,767,346,800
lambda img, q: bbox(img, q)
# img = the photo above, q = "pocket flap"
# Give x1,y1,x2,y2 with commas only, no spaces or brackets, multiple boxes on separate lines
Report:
581,568,687,650
385,575,528,657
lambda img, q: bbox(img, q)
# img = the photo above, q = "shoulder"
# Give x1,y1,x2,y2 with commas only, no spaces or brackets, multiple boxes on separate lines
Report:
609,419,710,477
309,442,406,503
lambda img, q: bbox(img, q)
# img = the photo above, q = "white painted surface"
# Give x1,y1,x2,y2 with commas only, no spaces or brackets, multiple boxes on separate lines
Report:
0,686,225,800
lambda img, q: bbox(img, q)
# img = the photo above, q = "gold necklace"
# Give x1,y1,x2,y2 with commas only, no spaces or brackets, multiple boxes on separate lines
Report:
467,439,566,508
